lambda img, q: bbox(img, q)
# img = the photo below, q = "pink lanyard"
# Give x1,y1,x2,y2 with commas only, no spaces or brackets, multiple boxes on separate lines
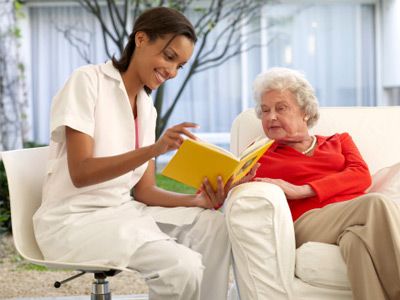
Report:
135,118,139,149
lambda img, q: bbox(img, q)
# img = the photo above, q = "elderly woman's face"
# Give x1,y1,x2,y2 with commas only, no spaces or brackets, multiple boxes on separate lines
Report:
260,89,308,142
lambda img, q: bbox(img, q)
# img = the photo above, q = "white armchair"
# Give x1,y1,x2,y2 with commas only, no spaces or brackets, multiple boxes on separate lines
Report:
226,106,400,300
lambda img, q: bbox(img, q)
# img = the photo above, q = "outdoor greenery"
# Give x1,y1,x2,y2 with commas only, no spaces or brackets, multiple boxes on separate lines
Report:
156,173,196,194
0,160,10,234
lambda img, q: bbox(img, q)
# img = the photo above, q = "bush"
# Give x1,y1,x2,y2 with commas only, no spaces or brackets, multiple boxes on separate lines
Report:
0,160,11,234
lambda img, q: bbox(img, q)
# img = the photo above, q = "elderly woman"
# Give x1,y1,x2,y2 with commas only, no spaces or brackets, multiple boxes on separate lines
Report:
225,67,400,300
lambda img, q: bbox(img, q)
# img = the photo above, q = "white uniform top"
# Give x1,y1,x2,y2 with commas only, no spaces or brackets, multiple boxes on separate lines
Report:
33,61,203,268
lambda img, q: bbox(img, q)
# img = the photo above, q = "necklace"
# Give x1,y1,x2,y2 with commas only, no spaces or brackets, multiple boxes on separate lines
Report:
302,135,317,155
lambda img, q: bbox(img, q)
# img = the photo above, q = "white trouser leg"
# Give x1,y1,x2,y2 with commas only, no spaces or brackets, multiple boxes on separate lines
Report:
128,239,204,300
158,209,231,300
225,182,295,300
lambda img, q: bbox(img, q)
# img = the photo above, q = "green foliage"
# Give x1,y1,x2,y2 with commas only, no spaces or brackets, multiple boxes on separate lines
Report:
17,262,49,271
14,0,26,19
156,173,196,194
0,161,11,234
11,27,22,38
7,253,49,271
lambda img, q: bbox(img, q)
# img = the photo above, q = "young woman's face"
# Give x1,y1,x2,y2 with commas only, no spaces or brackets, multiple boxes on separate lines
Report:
134,32,194,90
260,89,309,142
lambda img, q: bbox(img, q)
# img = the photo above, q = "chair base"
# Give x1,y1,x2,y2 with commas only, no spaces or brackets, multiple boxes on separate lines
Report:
91,272,112,300
55,270,121,299
91,293,111,300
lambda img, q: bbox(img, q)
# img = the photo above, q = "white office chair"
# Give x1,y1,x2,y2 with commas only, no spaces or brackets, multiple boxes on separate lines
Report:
1,146,131,299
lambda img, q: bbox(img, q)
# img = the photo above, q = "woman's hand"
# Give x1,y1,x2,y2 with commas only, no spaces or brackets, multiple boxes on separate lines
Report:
193,163,261,209
153,122,199,156
253,177,315,200
194,176,232,210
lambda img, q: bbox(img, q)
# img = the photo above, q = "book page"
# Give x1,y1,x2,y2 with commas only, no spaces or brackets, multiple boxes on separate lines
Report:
190,138,236,159
238,137,272,160
232,138,274,183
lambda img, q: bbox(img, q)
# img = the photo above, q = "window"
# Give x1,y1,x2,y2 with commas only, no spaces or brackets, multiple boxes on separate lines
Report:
25,1,378,146
165,2,377,143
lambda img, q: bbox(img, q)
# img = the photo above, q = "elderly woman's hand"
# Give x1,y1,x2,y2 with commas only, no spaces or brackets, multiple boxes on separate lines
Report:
253,177,316,200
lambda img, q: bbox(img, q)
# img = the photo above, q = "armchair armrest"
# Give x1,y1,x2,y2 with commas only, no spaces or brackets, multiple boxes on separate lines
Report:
225,182,295,299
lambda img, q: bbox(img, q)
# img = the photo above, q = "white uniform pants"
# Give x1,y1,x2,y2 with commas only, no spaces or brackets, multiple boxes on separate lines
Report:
128,209,231,300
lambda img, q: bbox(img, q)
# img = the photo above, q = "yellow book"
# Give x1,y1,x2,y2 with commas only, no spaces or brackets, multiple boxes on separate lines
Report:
162,137,274,190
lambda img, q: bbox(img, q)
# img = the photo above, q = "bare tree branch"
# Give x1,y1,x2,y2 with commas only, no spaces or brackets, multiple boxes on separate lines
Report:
195,44,260,73
132,0,141,21
106,0,122,41
55,24,92,63
78,0,120,46
193,0,216,31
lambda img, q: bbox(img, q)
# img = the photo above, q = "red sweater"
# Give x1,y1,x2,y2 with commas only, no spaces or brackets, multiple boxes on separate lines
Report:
255,133,372,221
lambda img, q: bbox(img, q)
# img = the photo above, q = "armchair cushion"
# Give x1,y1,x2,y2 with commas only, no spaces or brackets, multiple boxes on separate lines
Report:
368,162,400,203
295,242,350,290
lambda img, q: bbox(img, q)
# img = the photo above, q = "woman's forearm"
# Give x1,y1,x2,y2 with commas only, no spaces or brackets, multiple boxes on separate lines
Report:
133,185,199,207
296,184,316,199
69,144,158,187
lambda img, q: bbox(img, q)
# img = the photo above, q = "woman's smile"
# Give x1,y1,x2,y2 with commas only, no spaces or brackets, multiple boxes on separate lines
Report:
154,69,167,85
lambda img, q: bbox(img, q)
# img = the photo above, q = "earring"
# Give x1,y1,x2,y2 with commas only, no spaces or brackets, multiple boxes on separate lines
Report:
304,116,309,121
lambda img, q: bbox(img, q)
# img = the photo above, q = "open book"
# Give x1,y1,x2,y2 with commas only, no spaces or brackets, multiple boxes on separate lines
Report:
161,137,274,190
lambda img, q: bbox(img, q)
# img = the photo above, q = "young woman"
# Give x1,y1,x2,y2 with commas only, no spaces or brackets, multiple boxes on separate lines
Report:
33,7,231,300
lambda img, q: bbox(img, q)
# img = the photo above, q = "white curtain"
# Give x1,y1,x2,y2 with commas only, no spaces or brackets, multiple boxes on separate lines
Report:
240,3,377,108
29,5,119,143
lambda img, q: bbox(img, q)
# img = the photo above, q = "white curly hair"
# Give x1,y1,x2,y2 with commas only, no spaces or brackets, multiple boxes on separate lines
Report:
253,67,320,128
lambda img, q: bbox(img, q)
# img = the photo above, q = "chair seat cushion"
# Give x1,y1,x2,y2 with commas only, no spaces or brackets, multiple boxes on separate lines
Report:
367,162,400,203
295,242,351,290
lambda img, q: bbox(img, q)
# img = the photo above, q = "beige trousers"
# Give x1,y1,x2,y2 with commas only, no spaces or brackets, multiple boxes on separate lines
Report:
295,193,400,300
128,209,231,300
